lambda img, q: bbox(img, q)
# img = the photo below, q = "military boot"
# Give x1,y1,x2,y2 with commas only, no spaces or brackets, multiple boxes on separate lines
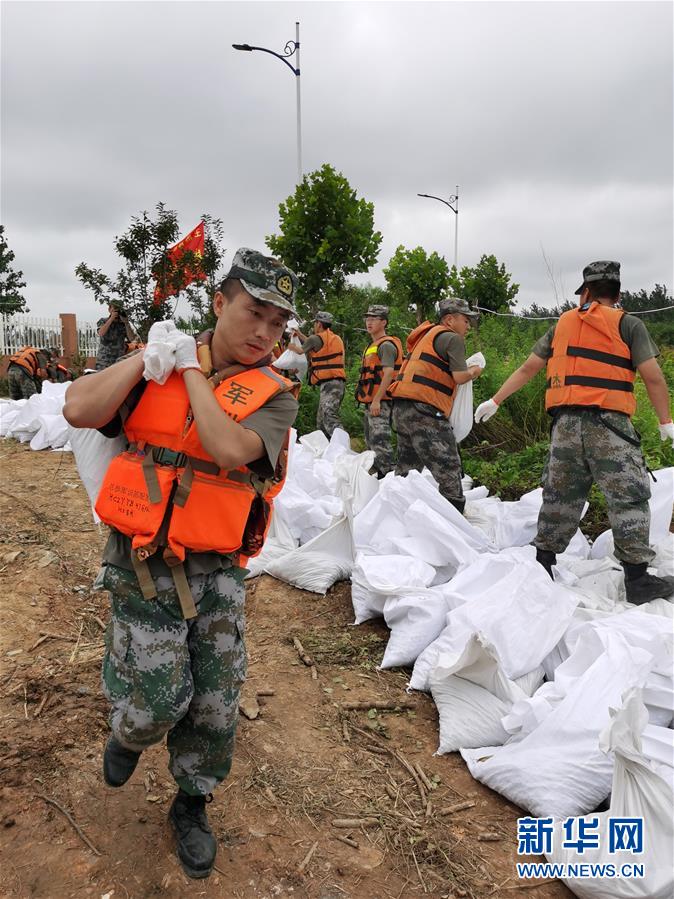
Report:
169,789,217,879
103,735,142,787
622,562,674,606
536,549,557,580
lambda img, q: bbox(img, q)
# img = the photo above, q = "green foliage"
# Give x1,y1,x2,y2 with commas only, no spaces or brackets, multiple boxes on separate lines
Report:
383,245,449,324
76,205,225,339
449,254,519,313
266,164,382,310
0,225,28,314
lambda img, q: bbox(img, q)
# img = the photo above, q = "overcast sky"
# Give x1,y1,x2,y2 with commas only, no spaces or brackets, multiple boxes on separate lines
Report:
2,1,672,322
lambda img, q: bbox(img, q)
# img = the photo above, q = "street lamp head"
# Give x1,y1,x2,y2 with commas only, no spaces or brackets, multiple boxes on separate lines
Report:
232,43,253,51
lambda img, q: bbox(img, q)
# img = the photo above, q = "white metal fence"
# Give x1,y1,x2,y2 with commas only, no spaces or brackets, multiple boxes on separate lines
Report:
0,313,101,358
0,314,63,355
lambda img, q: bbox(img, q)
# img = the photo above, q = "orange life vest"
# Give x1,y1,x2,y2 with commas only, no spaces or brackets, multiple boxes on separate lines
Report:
355,335,404,404
9,346,43,377
308,330,345,385
545,303,636,416
95,366,293,564
388,322,457,416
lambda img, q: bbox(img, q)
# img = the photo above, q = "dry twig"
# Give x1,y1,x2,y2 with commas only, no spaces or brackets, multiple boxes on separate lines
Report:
36,794,101,856
292,637,313,667
298,840,318,872
341,700,414,712
333,834,359,849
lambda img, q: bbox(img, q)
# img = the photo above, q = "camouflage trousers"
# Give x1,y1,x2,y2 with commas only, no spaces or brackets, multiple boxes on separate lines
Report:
363,400,395,476
95,563,247,796
534,409,654,564
317,379,345,438
393,400,464,510
8,365,39,400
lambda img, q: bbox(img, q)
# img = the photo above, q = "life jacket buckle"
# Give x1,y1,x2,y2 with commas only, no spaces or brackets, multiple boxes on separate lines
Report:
154,447,187,468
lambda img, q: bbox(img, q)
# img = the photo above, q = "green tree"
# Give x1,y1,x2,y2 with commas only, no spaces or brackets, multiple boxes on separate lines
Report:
621,284,673,322
76,205,225,339
383,245,449,324
266,164,383,312
449,254,519,313
0,225,28,314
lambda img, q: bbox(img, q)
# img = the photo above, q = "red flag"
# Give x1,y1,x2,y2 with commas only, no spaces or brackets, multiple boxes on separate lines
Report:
153,222,206,304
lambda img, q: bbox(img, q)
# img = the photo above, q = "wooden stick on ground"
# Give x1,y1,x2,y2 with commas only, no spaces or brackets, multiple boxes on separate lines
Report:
33,694,49,718
292,637,313,667
341,700,414,712
297,840,318,872
69,620,84,663
438,799,476,816
36,794,101,856
414,763,434,792
394,752,427,806
333,834,359,849
332,818,379,828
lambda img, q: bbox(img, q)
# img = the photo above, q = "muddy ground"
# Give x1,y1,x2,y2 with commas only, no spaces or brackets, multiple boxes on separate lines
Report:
0,440,571,899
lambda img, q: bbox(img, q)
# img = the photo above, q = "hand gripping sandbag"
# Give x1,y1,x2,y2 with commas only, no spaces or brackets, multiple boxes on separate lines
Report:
546,689,673,899
449,351,485,443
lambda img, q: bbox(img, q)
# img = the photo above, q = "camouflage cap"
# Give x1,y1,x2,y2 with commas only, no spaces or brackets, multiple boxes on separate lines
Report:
365,305,389,319
574,260,621,295
438,296,479,320
314,311,334,326
225,248,297,314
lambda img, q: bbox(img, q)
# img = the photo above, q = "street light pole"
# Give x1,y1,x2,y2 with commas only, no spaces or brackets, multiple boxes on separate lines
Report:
233,23,303,185
417,186,459,270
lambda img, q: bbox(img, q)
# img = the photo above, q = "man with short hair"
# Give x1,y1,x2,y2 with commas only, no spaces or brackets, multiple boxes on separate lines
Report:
96,301,137,370
355,305,403,477
390,297,483,512
291,311,346,437
7,346,49,399
475,260,674,605
64,248,299,879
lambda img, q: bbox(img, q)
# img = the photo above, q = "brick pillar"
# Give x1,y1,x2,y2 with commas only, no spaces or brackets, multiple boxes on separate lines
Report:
60,313,78,365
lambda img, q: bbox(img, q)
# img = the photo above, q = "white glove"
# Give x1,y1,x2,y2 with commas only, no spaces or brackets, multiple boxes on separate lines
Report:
659,421,674,443
146,320,179,344
143,320,181,385
174,333,200,372
474,398,500,423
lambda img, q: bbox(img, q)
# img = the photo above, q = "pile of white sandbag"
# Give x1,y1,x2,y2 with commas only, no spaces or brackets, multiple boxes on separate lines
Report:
0,382,71,450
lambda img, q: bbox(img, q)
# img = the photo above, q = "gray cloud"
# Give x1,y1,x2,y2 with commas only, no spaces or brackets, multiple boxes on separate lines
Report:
1,1,671,321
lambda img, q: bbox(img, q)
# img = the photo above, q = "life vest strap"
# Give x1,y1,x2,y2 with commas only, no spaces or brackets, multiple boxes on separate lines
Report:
410,374,455,397
418,352,453,376
130,551,158,601
547,375,635,393
566,345,635,371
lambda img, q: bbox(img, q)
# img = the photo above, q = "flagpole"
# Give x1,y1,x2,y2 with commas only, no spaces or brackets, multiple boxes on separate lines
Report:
295,21,302,184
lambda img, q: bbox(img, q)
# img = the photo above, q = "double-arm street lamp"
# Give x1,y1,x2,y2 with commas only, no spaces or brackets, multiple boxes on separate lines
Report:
233,22,303,184
417,186,459,270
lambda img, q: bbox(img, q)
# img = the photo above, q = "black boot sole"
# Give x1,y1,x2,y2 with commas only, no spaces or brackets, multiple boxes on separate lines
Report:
169,806,215,880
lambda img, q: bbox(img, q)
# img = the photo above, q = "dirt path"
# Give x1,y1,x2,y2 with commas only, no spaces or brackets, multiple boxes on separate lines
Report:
0,440,571,899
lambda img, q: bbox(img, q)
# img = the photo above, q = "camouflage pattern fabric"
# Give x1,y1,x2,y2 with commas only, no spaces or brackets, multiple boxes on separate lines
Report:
226,247,297,314
96,319,129,370
317,379,345,438
533,409,654,564
393,400,464,510
8,364,39,400
95,563,246,796
363,400,395,476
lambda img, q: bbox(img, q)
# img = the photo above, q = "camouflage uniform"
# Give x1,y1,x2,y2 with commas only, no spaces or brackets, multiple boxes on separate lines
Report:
363,400,395,475
393,400,464,509
317,379,345,438
8,364,40,399
96,318,129,370
534,409,653,565
96,563,247,796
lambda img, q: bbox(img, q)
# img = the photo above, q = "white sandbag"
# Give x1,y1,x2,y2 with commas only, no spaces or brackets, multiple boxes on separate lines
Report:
323,427,353,462
449,351,485,443
333,451,378,517
264,515,353,594
547,689,674,899
351,572,388,625
380,588,451,669
298,430,330,457
431,634,545,754
355,552,436,594
0,402,26,436
403,499,482,570
412,559,578,694
29,414,70,450
555,557,627,611
652,533,674,580
272,348,308,378
244,509,298,579
68,426,127,523
352,491,409,555
461,631,656,819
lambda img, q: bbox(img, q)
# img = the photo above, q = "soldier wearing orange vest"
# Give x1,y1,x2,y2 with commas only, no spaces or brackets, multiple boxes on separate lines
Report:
63,249,299,880
7,346,50,399
355,304,403,476
291,311,346,437
475,260,674,605
390,297,483,512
